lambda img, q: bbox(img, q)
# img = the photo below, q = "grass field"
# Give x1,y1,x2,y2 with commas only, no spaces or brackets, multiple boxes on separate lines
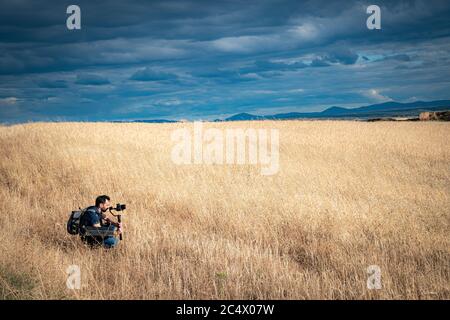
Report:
0,120,449,299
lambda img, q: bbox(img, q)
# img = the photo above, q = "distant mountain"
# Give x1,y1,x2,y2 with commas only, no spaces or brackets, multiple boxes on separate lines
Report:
115,100,450,123
132,119,178,123
321,106,348,115
223,100,450,121
113,119,178,123
224,113,266,121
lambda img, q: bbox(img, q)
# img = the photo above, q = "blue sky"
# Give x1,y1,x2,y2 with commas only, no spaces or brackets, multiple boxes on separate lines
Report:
1,0,450,122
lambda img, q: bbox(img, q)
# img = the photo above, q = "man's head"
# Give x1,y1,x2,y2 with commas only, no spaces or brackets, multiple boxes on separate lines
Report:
95,195,111,212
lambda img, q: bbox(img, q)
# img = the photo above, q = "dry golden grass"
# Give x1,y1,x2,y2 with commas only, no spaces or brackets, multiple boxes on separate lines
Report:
0,120,449,300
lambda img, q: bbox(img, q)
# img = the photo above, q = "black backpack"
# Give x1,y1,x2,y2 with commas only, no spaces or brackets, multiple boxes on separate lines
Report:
66,209,85,235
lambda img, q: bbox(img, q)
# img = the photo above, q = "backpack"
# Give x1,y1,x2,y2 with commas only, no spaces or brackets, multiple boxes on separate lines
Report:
66,209,85,235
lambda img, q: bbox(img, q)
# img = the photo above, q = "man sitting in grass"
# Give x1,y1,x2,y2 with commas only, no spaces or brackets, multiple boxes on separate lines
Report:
79,195,121,248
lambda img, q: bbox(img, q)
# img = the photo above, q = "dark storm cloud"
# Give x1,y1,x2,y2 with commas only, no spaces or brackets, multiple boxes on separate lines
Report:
240,60,308,74
325,49,359,65
383,54,412,62
1,0,449,75
310,58,331,67
75,74,110,85
130,68,179,82
192,68,259,84
1,0,450,122
37,79,68,88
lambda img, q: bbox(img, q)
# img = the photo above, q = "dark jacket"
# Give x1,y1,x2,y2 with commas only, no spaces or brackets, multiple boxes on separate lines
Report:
79,206,110,245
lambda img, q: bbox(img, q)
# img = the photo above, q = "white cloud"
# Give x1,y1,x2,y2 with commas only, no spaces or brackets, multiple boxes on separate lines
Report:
239,72,264,80
287,88,305,93
0,97,18,105
363,89,393,102
155,98,182,106
211,35,280,54
289,23,320,41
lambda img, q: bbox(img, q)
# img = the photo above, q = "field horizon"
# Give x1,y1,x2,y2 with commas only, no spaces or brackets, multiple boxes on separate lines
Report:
0,120,449,299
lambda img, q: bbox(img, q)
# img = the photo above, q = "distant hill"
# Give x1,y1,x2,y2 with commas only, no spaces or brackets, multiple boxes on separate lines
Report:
132,119,178,123
223,100,450,121
116,100,450,123
113,119,178,123
224,113,266,121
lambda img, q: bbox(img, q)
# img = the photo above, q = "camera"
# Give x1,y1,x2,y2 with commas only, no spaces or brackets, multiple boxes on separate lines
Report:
110,203,126,211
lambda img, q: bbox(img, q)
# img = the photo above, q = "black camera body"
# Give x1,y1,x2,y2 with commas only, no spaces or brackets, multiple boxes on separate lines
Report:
110,203,126,211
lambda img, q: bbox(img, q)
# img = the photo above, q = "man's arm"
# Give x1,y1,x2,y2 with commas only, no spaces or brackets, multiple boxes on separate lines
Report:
85,210,101,227
103,215,119,227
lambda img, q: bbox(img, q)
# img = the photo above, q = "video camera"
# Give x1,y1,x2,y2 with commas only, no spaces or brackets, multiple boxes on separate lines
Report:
108,203,126,240
109,203,126,211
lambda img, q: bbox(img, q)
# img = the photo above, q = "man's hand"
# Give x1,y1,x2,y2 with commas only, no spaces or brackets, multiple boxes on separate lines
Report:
105,217,122,230
105,217,115,225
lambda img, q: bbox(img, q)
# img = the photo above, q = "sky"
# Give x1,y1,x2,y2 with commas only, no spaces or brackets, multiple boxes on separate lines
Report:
1,0,450,122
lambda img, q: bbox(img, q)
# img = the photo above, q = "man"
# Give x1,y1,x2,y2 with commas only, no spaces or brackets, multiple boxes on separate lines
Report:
79,195,122,248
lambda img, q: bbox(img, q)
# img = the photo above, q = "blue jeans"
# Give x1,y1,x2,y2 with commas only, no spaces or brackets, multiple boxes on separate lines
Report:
103,225,119,248
103,236,119,248
81,225,119,248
